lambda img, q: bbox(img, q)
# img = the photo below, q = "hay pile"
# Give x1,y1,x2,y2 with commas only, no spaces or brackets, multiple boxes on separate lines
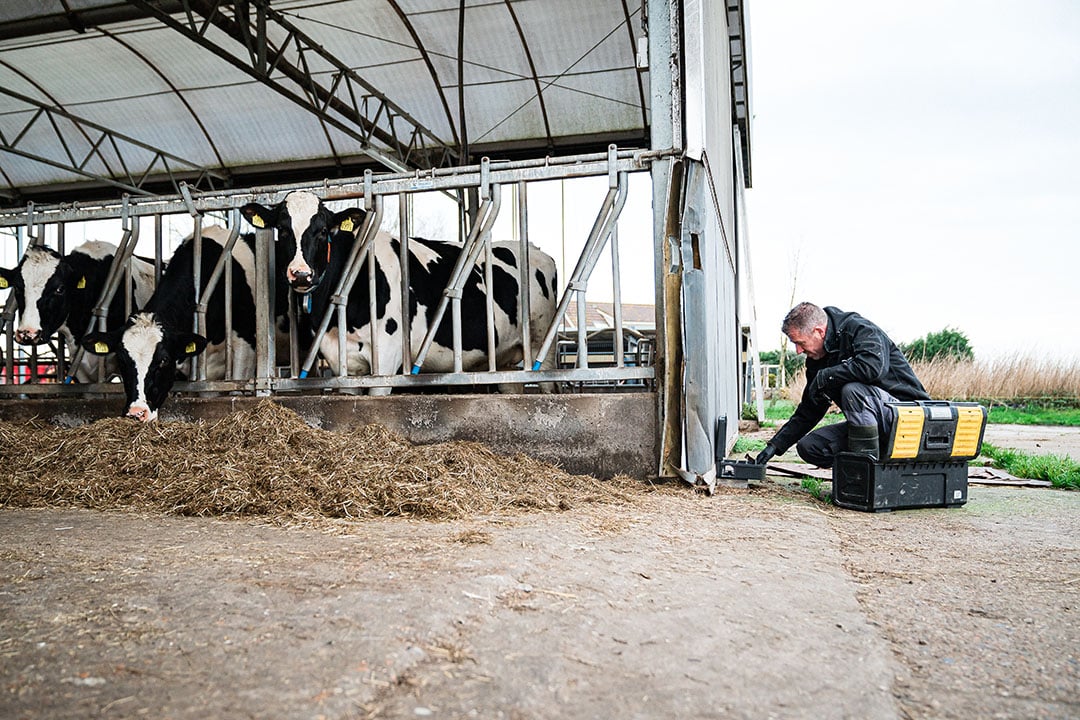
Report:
0,401,635,522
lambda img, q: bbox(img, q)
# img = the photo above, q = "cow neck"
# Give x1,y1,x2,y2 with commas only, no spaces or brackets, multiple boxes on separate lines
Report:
307,228,357,319
62,251,114,342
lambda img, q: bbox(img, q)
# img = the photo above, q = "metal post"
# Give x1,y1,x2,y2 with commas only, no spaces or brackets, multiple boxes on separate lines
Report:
516,181,533,369
611,223,625,369
190,214,203,380
398,191,411,374
254,226,275,393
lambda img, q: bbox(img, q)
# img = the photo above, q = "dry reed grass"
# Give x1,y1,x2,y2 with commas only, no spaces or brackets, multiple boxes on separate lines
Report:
0,400,640,523
783,355,1080,404
914,356,1080,402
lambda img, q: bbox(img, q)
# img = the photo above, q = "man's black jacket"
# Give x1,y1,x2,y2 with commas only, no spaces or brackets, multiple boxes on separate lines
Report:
769,306,929,454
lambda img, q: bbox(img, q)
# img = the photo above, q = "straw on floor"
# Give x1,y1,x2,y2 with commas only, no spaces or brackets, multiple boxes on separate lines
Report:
0,400,634,522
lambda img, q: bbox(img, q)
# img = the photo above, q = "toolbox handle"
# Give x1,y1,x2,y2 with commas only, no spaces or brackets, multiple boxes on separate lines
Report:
923,433,953,450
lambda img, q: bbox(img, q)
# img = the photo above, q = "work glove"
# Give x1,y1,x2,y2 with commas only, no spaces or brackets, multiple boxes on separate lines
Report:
754,444,777,465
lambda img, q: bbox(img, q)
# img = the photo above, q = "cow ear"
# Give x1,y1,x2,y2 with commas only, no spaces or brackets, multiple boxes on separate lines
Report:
170,333,208,359
0,267,13,289
81,330,120,356
332,208,366,234
240,202,277,230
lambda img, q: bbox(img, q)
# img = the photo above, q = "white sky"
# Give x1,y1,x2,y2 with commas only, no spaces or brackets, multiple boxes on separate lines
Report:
745,0,1080,360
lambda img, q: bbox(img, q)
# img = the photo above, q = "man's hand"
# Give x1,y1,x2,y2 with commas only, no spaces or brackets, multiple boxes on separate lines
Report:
754,444,777,465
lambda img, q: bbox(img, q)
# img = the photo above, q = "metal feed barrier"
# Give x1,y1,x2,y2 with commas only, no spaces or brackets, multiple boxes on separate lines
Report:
0,147,663,399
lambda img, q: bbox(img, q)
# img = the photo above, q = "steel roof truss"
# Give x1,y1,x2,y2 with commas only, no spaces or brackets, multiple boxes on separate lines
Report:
0,87,224,197
131,0,457,172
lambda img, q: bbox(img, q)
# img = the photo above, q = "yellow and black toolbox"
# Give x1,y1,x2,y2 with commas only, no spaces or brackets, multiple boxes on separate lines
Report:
832,401,988,512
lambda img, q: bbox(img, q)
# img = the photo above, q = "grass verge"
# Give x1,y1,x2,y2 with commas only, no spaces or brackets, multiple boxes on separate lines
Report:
981,442,1080,490
987,405,1080,426
763,398,1080,427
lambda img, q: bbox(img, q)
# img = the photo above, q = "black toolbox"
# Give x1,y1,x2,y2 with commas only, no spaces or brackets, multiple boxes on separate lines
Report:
832,401,987,512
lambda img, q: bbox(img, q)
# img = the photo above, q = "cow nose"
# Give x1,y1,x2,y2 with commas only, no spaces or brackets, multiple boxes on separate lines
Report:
126,406,151,423
290,269,312,287
14,328,39,345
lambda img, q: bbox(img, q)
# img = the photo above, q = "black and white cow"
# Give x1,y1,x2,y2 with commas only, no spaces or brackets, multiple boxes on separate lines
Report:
80,225,294,421
0,241,156,382
240,190,559,391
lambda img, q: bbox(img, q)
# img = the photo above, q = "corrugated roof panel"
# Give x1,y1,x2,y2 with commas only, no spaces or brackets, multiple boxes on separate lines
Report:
465,80,548,145
516,0,636,77
118,22,276,95
543,69,645,135
2,33,177,109
183,86,340,167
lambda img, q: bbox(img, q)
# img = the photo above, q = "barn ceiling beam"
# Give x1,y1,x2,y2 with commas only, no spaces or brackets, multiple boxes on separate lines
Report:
726,0,752,187
129,0,459,173
0,87,225,199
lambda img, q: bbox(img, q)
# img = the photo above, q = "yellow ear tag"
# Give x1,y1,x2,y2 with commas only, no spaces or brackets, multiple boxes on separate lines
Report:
339,218,354,233
184,342,197,354
77,277,86,289
94,342,109,353
0,277,7,289
251,214,266,228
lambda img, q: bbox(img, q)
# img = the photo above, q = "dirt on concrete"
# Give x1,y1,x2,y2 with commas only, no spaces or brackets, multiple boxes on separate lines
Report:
1,427,1078,720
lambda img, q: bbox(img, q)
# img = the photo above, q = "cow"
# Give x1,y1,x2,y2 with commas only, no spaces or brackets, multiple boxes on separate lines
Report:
0,240,156,382
80,225,295,421
240,190,559,392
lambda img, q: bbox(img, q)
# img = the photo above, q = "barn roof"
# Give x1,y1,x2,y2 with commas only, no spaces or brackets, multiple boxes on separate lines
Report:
0,0,684,208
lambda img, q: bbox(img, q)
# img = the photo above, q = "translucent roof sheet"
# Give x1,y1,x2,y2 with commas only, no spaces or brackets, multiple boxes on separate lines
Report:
0,0,652,205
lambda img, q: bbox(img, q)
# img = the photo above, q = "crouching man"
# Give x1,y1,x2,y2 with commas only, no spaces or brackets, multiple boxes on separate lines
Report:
756,302,930,468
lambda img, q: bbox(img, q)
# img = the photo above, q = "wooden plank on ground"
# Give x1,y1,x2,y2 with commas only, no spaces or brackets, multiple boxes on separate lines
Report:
765,462,1054,488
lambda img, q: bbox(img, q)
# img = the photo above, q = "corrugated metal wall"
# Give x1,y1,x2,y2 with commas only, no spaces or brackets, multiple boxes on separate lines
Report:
654,0,743,490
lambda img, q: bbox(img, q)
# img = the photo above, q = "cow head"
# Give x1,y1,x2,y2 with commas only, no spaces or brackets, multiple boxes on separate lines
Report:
0,245,85,345
81,313,207,422
240,190,365,294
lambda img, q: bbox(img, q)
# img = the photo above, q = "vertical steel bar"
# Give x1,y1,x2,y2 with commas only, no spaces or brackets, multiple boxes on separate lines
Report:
576,290,588,369
367,226,379,377
191,215,203,380
55,222,67,381
287,287,299,377
483,191,496,372
254,226,275,393
225,241,234,380
611,223,624,369
154,214,164,285
398,191,411,374
516,181,532,369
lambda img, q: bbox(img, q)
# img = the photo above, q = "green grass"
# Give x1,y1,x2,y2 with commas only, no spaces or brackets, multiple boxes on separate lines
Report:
764,400,796,420
764,398,1080,427
800,477,832,502
987,405,1080,426
981,442,1080,490
731,437,766,455
757,399,844,429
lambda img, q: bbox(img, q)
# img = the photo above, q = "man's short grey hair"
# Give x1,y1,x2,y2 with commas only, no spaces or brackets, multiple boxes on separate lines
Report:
782,302,827,335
